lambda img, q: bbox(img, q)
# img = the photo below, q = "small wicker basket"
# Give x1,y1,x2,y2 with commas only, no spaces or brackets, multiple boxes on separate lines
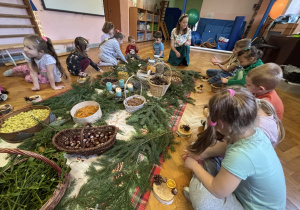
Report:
52,123,117,158
100,77,119,86
170,71,183,86
0,148,69,210
211,83,225,93
123,76,146,113
148,63,172,97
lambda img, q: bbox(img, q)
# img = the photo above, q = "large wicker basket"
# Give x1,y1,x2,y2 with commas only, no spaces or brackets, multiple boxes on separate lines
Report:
0,148,69,210
123,76,146,113
148,63,172,97
0,105,51,143
52,123,117,158
170,70,183,86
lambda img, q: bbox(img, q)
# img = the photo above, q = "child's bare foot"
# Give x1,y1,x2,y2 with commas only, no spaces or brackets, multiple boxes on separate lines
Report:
31,87,40,91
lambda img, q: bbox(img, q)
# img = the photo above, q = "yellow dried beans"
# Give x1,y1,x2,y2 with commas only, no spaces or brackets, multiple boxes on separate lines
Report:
0,109,50,133
74,105,99,118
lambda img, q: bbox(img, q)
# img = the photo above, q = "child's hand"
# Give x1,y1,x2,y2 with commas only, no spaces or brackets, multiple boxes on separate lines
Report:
221,77,228,84
184,156,199,171
211,57,220,64
175,51,181,58
52,85,65,90
125,60,128,64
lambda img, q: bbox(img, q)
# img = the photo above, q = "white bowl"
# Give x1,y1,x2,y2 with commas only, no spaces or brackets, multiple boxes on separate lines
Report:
70,101,102,124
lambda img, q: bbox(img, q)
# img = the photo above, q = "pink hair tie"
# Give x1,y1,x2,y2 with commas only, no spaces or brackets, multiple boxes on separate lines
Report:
209,120,217,127
227,89,235,96
41,36,47,42
116,29,120,33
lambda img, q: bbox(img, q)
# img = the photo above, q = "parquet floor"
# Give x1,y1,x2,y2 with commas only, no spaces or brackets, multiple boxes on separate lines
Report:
0,41,299,209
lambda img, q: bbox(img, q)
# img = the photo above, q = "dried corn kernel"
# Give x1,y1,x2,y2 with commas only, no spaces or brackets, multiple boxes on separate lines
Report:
0,109,49,133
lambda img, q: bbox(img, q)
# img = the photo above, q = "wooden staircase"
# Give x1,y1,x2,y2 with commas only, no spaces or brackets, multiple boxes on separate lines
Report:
159,1,169,40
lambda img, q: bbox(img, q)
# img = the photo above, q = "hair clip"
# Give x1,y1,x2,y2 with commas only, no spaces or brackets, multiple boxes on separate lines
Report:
256,99,261,104
116,29,120,33
227,89,235,96
41,36,47,42
209,120,217,127
105,38,108,41
36,39,40,44
244,47,250,50
84,39,88,44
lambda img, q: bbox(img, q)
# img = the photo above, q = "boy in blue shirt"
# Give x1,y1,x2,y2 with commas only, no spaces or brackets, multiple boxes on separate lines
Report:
153,31,164,58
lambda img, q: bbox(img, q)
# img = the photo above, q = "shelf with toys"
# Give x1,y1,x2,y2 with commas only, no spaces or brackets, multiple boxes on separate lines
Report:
129,7,160,42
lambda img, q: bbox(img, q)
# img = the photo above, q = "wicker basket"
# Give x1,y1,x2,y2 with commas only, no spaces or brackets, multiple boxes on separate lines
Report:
0,148,69,210
52,123,117,157
0,105,51,143
123,76,146,113
170,71,183,86
204,38,217,48
100,77,119,86
148,63,172,97
211,83,225,93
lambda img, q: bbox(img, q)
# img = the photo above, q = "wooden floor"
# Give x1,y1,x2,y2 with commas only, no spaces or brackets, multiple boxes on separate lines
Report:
1,41,299,209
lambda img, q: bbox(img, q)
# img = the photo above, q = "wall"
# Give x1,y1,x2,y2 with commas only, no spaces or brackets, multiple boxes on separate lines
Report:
285,0,300,15
200,0,259,23
168,0,203,13
32,0,105,44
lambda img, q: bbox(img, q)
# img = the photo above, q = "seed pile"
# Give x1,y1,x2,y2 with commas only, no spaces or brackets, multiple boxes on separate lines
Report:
153,174,166,185
127,97,144,107
171,76,182,82
150,76,168,85
63,130,114,150
102,78,118,83
74,105,99,118
0,109,49,133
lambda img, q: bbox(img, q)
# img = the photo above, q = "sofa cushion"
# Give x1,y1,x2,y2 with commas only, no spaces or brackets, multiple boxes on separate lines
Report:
223,26,232,34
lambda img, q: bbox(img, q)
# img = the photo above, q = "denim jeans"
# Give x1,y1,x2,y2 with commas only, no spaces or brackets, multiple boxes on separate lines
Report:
206,69,232,84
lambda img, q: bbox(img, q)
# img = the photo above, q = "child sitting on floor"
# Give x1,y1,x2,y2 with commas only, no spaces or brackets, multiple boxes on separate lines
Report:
125,36,140,60
4,35,67,91
182,86,286,210
98,30,128,66
207,38,251,84
101,21,114,42
221,46,263,86
153,31,164,58
66,37,102,76
245,63,284,120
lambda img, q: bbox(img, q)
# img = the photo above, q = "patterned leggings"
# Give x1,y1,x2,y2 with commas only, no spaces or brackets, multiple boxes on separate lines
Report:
12,64,49,84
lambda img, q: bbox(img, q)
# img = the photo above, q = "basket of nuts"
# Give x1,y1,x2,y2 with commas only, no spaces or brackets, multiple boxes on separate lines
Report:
123,76,146,113
52,123,117,157
170,71,183,86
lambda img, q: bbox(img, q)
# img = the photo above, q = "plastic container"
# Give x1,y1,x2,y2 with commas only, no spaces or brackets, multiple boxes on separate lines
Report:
70,101,102,124
137,33,144,42
153,23,158,31
154,15,159,22
146,13,153,21
146,33,152,41
147,59,156,74
137,22,146,30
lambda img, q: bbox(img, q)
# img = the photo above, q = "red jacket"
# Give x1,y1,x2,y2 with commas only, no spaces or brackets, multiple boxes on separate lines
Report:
125,45,138,54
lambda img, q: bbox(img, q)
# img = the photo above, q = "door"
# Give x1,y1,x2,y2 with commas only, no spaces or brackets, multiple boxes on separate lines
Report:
103,0,121,31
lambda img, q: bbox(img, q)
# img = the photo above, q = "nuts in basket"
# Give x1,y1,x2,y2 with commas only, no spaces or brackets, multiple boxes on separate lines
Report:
171,76,182,82
150,76,168,85
127,97,144,107
64,131,114,150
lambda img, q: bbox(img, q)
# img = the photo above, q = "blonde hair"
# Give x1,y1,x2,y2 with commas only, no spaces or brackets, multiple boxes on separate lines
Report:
235,38,251,49
24,35,67,79
257,99,285,146
98,30,125,47
188,86,257,155
247,63,283,90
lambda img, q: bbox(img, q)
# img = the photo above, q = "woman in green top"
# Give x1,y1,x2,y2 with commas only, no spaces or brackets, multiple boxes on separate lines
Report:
167,14,192,66
221,46,263,86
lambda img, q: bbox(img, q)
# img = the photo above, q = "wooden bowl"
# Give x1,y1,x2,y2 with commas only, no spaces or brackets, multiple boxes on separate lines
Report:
0,106,51,143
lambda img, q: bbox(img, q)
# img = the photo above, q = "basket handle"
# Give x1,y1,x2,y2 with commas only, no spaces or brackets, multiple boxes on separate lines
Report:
80,123,93,149
150,62,172,82
124,75,142,99
0,148,63,179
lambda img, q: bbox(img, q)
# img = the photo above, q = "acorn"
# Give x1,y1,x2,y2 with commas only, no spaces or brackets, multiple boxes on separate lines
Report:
172,188,178,195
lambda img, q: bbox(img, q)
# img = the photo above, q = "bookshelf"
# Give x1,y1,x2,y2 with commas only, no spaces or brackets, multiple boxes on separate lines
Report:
129,7,160,42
